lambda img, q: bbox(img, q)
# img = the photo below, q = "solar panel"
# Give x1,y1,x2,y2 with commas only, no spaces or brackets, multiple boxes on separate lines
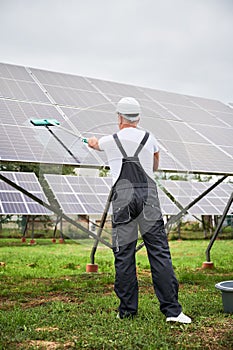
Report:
42,84,110,109
184,95,233,113
0,172,52,215
30,67,96,90
0,77,50,103
0,99,104,165
214,112,233,128
0,63,34,81
191,124,233,148
60,107,117,135
141,87,194,107
160,180,233,215
0,62,232,175
138,99,180,121
44,174,111,215
44,174,180,215
157,188,180,215
160,142,232,174
163,104,225,127
88,77,147,99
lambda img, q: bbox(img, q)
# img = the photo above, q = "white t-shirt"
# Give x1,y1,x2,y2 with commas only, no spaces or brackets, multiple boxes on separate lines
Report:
99,127,159,184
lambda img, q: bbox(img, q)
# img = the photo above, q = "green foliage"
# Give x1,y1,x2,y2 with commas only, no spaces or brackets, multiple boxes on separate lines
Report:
66,226,90,240
155,172,189,181
181,221,201,232
222,225,233,234
99,167,110,177
192,173,213,182
0,215,13,225
0,161,76,177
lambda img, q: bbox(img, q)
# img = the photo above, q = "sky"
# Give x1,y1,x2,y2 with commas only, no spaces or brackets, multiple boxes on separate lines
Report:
0,0,233,104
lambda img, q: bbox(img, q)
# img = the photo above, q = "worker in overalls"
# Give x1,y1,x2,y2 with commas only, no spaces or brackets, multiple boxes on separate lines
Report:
88,97,191,323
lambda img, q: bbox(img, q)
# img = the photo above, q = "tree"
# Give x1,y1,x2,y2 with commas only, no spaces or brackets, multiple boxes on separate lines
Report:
0,215,12,233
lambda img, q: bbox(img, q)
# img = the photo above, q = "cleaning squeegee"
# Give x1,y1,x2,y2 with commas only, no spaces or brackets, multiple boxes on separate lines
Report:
30,119,88,143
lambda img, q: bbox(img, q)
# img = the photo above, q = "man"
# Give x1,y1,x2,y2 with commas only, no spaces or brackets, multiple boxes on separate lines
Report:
88,97,191,323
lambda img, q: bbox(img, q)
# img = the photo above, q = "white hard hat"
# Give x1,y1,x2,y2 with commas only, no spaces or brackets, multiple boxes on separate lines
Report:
116,97,141,121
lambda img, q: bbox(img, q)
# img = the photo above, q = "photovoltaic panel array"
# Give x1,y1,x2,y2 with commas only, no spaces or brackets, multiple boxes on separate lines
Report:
0,171,52,215
44,174,180,216
0,62,232,175
44,174,112,215
159,180,233,215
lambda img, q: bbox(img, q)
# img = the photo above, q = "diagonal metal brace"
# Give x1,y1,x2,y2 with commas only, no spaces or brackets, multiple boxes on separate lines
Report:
0,173,112,248
136,175,228,252
205,191,233,262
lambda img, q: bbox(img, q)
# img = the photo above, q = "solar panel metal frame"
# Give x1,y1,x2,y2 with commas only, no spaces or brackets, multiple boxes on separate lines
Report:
0,171,52,215
0,62,232,175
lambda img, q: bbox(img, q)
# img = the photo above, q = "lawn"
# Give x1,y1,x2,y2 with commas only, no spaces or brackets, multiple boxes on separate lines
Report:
0,238,232,349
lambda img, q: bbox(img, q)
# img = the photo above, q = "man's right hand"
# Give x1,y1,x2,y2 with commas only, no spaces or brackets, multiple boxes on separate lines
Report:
88,137,100,150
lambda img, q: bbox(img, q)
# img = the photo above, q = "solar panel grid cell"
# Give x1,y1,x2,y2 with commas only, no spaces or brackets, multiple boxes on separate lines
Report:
30,68,95,90
48,183,73,193
187,95,233,113
26,203,48,213
163,104,225,127
140,101,180,121
44,174,111,214
41,84,109,109
2,202,28,214
0,192,23,202
22,193,47,203
83,203,105,214
0,179,15,191
61,107,117,133
0,63,33,81
55,193,77,203
89,78,144,99
60,203,84,214
0,172,52,215
17,182,43,192
0,77,50,103
213,112,233,128
157,189,180,215
160,180,233,215
191,124,233,147
165,142,232,173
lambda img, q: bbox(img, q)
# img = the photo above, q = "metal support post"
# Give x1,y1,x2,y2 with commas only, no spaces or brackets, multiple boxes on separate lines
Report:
30,216,36,244
90,188,113,265
21,215,29,242
205,192,233,262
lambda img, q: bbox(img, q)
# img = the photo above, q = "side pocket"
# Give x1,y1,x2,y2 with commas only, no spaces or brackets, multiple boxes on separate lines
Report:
112,205,131,225
143,201,161,222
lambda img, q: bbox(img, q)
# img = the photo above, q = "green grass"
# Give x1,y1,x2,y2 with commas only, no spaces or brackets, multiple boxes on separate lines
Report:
0,238,232,349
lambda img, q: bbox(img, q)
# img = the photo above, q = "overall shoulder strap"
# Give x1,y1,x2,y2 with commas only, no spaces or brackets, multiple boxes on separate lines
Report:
113,133,128,158
134,131,150,157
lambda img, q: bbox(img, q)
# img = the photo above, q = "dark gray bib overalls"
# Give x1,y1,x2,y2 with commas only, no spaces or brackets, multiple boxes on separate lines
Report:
111,131,182,319
112,131,162,234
